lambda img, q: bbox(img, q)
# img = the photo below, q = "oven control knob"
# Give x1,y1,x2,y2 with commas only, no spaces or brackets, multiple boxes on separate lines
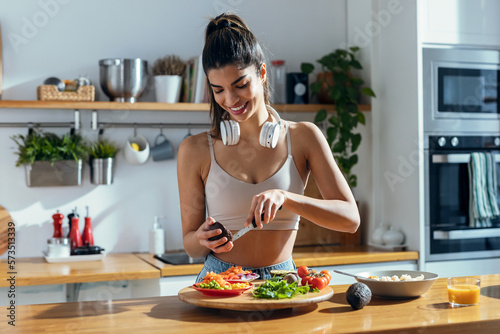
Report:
451,137,459,147
495,137,500,147
437,137,446,147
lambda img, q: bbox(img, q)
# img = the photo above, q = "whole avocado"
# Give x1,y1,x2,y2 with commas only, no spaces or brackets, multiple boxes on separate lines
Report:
346,282,372,310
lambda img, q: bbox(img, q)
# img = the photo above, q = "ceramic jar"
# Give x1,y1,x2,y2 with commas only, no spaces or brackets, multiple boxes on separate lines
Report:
370,224,389,245
382,226,405,246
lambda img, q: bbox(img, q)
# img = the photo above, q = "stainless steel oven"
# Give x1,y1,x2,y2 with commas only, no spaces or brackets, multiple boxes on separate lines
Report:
424,135,500,261
423,47,500,133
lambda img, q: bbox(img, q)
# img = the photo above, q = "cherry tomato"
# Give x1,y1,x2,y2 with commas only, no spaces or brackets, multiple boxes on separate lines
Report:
301,276,315,287
320,270,332,282
298,267,331,290
312,276,328,290
297,265,310,279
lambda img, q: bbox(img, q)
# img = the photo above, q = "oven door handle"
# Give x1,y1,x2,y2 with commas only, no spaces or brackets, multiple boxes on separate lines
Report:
432,153,500,164
434,228,500,240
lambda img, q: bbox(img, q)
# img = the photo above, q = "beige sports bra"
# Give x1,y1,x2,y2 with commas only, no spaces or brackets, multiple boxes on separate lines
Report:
205,122,305,231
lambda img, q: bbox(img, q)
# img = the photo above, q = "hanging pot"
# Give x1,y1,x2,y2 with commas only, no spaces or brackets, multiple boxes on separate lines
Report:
25,160,82,187
90,157,114,185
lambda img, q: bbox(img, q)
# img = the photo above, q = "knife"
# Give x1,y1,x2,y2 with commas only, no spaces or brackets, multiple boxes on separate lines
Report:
232,217,259,242
232,206,282,242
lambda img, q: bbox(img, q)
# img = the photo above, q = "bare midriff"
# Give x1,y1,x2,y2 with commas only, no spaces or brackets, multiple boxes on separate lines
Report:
214,230,297,268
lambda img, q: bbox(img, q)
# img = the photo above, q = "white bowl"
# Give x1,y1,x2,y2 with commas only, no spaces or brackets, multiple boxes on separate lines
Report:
354,270,439,299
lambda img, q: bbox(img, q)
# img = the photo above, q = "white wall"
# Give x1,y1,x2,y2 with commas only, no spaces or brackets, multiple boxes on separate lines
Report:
0,0,375,257
370,0,420,252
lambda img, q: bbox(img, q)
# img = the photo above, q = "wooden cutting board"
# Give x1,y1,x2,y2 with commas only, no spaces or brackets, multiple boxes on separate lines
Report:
178,285,333,311
0,205,14,255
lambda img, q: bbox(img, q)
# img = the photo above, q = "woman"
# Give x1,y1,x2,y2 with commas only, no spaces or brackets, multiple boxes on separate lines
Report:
177,13,360,282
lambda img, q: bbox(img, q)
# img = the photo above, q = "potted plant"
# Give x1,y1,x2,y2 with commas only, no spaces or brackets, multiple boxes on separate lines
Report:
301,46,376,188
152,54,186,103
88,138,119,185
12,128,88,187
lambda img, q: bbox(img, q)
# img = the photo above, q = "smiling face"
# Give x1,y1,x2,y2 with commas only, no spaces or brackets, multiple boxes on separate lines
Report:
207,63,267,122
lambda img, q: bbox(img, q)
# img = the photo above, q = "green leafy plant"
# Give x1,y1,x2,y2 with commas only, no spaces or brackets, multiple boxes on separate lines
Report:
302,46,376,188
12,128,88,167
89,139,120,159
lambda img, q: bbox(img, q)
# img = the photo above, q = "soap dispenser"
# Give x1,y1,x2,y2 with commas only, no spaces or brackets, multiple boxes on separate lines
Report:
149,216,165,255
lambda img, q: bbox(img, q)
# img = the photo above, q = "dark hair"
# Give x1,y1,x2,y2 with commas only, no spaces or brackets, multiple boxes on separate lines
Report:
203,13,270,137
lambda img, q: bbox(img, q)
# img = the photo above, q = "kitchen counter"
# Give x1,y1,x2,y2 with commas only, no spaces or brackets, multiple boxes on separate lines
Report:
137,245,419,277
0,253,160,287
5,274,500,333
0,246,417,287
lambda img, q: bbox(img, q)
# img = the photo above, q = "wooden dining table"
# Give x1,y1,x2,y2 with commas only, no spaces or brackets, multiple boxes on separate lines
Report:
2,274,500,333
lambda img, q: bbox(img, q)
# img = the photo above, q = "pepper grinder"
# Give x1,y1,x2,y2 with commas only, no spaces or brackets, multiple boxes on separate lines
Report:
69,212,83,251
82,206,94,246
52,210,64,238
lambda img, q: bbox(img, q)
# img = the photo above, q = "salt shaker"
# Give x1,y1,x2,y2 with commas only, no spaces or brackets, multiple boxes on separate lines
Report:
47,238,71,258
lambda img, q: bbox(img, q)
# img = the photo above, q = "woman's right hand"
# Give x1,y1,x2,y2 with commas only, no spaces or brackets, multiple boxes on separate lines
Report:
196,217,234,253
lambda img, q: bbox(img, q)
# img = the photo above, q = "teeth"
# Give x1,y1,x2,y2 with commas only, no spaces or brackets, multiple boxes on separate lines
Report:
230,103,246,111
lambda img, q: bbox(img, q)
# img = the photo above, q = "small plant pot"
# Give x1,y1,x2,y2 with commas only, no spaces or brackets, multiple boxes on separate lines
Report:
90,157,114,185
154,75,182,103
316,72,335,104
25,160,82,187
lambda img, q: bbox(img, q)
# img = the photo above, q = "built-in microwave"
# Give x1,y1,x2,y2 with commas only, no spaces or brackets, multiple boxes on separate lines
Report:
423,47,500,133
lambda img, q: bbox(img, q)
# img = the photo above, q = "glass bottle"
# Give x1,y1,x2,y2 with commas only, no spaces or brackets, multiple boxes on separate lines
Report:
270,60,286,104
69,216,83,251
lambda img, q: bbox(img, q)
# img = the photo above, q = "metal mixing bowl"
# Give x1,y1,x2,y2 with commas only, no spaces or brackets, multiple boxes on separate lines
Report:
99,58,148,103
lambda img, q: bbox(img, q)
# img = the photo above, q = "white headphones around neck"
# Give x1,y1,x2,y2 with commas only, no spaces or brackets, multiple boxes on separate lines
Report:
220,105,282,148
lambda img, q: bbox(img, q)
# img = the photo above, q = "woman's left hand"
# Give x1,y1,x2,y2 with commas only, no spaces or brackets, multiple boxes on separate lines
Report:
244,189,286,228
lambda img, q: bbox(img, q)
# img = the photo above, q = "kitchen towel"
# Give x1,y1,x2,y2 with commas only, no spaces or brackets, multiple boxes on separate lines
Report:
468,152,499,227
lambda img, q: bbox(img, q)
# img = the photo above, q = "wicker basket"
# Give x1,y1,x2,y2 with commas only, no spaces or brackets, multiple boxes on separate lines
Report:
37,85,95,101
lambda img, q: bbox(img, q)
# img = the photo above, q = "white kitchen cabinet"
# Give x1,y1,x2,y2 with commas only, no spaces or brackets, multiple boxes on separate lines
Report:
0,279,162,306
0,284,66,306
160,275,198,296
424,258,500,278
420,0,500,47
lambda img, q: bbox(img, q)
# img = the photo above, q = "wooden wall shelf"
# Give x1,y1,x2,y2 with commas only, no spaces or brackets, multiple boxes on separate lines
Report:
0,100,371,112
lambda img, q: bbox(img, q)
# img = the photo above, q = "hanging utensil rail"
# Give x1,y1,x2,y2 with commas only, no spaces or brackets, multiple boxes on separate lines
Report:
0,110,81,129
95,122,210,129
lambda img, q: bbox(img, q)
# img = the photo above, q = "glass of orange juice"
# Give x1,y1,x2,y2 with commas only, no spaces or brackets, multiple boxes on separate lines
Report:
447,277,481,307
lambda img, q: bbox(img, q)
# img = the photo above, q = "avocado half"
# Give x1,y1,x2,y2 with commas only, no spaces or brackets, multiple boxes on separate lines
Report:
208,222,233,246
